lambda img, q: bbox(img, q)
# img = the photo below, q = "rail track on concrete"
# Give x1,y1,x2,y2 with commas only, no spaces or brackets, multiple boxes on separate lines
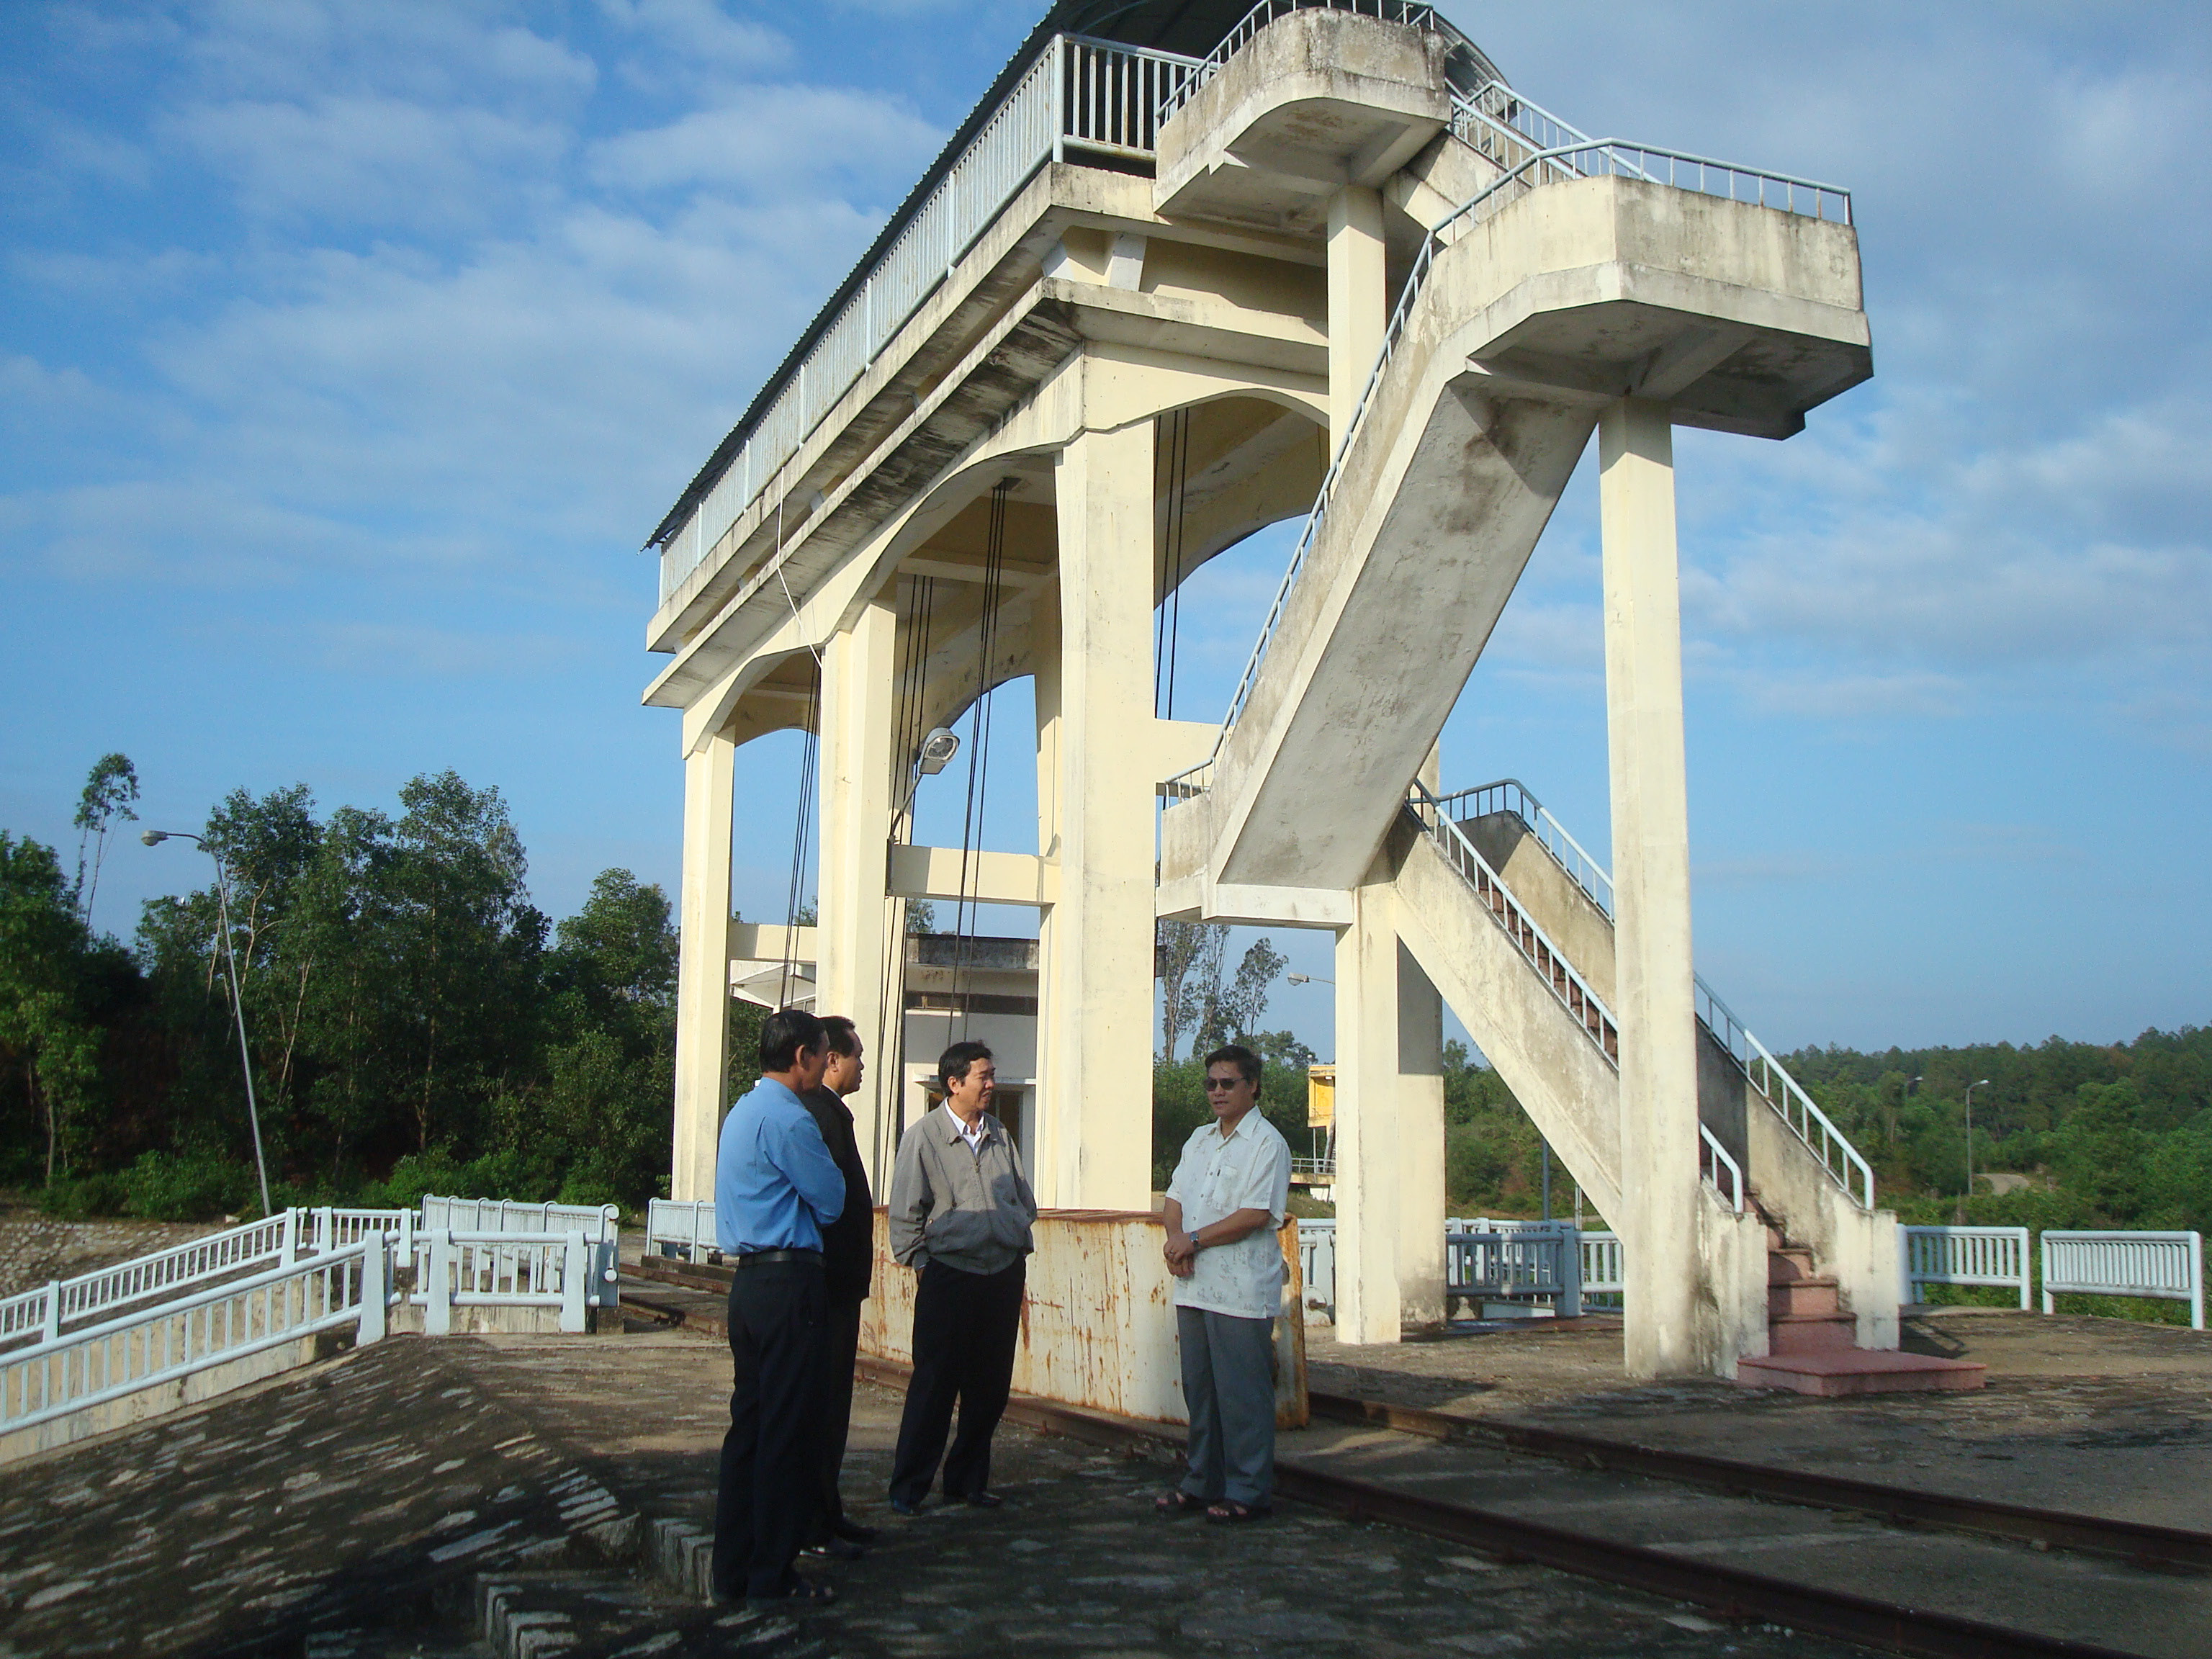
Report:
631,1259,2201,1658
845,1353,2202,1659
1303,1390,2212,1574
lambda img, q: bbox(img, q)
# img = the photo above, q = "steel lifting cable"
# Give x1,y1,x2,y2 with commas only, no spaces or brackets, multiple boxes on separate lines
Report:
950,480,1014,1035
1151,408,1193,719
770,487,827,1012
775,675,821,1010
871,572,938,1176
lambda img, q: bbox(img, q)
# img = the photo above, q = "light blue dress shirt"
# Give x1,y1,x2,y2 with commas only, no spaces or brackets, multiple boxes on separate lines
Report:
716,1076,848,1254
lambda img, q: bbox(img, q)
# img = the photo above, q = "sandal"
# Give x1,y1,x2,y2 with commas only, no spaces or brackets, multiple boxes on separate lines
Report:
1205,1500,1272,1524
1154,1489,1208,1516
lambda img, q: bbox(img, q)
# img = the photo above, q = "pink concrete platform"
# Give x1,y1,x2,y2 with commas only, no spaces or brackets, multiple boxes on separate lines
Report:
1734,1349,1987,1398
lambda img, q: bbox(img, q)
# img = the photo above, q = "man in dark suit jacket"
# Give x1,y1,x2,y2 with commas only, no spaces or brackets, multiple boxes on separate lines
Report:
800,1015,878,1557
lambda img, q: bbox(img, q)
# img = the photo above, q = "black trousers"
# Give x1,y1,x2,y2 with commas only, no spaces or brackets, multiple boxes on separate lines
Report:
712,1260,826,1599
810,1295,863,1539
889,1258,1024,1506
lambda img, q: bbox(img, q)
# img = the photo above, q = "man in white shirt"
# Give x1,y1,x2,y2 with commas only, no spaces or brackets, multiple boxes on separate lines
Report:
1156,1043,1292,1523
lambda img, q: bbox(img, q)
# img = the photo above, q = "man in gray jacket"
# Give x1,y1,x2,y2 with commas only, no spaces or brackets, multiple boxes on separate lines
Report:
886,1040,1037,1514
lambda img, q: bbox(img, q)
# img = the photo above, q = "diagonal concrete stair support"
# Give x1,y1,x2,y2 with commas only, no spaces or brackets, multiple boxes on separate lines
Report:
1159,173,1870,904
1461,805,1900,1350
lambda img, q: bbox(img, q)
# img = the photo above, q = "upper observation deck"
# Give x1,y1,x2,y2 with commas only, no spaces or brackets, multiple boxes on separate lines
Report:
638,4,1506,682
639,1,1866,719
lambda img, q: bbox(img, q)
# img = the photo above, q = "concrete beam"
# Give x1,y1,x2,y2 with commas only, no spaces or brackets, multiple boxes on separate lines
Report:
886,845,1061,908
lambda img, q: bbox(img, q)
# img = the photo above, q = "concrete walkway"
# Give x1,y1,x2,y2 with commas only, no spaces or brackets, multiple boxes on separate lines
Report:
1306,1308,2212,1534
0,1323,1861,1658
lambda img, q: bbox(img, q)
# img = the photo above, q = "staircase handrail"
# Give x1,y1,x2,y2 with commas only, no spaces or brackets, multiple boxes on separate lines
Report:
1201,135,1851,770
0,1240,386,1437
1699,1125,1744,1213
1434,778,1615,917
1695,979,1876,1210
1408,782,1619,1064
1439,775,1874,1212
1156,0,1442,125
1452,81,1593,158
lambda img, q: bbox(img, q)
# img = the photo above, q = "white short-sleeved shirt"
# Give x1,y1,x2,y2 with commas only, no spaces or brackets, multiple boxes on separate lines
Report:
1165,1109,1292,1321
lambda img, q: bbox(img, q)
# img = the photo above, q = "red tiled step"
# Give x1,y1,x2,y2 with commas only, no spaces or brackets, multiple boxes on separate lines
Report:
1768,1310,1857,1354
1735,1349,1987,1398
1768,1277,1842,1318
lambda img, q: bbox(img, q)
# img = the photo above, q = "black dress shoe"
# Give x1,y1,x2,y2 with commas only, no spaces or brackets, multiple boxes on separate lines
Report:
747,1575,837,1612
801,1537,866,1561
889,1496,924,1516
961,1491,1004,1509
832,1517,880,1544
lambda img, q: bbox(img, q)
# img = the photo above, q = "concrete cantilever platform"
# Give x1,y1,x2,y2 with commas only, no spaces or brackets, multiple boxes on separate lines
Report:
1154,11,1452,228
1161,169,1871,904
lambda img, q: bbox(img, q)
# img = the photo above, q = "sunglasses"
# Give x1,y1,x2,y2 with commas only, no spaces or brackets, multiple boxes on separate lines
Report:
1204,1076,1245,1091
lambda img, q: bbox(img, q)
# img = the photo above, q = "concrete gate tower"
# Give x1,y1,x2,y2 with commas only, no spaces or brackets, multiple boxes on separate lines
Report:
641,0,1897,1381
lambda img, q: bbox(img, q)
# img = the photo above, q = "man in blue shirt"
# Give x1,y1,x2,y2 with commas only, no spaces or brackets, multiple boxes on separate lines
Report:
712,1007,848,1609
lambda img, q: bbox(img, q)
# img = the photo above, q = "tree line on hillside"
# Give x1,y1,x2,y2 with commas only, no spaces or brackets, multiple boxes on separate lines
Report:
1784,1030,2212,1232
1,758,680,1218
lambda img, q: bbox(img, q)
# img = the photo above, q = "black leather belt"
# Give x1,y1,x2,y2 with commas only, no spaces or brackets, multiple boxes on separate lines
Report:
734,1248,822,1267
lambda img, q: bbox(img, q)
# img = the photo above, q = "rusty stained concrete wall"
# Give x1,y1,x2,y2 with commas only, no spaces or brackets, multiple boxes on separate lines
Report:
860,1208,1307,1429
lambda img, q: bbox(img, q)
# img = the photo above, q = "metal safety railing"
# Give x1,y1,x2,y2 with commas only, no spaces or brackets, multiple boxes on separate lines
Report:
656,32,1203,604
0,1206,413,1357
412,1231,593,1336
1434,778,1614,916
1902,1225,2032,1310
1407,782,1620,1062
1298,1216,1622,1318
1448,1220,1581,1317
1202,135,1850,764
1443,775,1874,1211
421,1195,620,1308
1700,1126,1744,1213
1580,1231,1625,1309
0,1241,387,1437
1156,0,1441,124
2042,1231,2203,1329
646,1197,719,1264
1696,980,1874,1210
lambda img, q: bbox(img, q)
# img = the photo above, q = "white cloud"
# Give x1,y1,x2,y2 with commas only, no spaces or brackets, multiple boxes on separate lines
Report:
173,95,570,230
586,86,943,196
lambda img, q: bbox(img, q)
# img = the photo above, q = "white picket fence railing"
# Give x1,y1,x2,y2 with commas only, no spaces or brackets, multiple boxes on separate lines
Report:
2043,1231,2203,1329
0,1243,386,1437
646,1197,719,1264
412,1231,594,1336
1579,1231,1625,1309
420,1195,621,1308
1902,1226,2032,1310
0,1207,418,1357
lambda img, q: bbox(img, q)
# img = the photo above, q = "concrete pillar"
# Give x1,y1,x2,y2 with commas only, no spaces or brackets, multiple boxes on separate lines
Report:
1599,397,1704,1377
816,592,899,1192
1396,942,1447,1326
1333,875,1401,1344
1034,421,1155,1211
671,731,736,1203
1326,185,1388,449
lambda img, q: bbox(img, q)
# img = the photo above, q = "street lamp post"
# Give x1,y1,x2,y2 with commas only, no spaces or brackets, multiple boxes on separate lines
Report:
1963,1077,1992,1210
1286,974,1334,987
143,830,273,1216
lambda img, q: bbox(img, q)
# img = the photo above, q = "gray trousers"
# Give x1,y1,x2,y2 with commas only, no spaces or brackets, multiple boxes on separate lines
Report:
1175,1305,1277,1506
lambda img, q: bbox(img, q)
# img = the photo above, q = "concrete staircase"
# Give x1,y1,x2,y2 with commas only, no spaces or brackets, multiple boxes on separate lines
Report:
1741,1202,1985,1397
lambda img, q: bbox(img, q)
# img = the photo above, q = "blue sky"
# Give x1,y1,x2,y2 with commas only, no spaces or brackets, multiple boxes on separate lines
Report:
4,1,2208,1059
